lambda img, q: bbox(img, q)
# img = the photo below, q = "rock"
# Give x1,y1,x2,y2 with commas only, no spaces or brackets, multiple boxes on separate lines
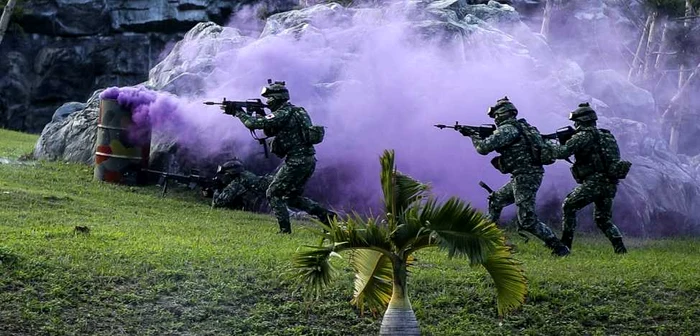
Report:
32,3,700,235
51,102,86,122
0,52,31,130
2,0,302,133
583,69,656,121
147,22,253,95
34,90,103,164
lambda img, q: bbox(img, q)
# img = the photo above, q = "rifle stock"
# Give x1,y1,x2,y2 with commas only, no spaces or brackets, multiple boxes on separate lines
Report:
542,126,576,145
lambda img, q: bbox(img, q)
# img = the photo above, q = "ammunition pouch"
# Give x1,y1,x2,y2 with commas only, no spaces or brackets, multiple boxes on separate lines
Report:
270,138,289,157
491,156,513,174
263,126,279,137
304,125,325,145
293,107,325,146
608,160,632,180
570,163,596,184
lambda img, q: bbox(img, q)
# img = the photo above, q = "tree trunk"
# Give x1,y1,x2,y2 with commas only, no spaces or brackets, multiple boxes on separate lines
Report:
664,61,700,152
678,0,693,87
641,11,659,82
540,0,554,39
628,13,654,81
379,261,419,336
0,0,19,46
653,21,669,72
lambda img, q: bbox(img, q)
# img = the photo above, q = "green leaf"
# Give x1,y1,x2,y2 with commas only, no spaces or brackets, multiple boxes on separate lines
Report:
379,150,429,229
349,250,394,314
418,197,504,266
290,246,337,300
481,245,528,316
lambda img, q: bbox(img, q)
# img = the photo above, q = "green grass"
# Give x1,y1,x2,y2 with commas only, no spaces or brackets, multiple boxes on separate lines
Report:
1,128,699,335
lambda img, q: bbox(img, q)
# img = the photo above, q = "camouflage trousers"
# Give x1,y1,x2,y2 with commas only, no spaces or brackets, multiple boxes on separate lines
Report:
488,172,559,244
212,187,268,213
562,175,623,242
267,155,331,233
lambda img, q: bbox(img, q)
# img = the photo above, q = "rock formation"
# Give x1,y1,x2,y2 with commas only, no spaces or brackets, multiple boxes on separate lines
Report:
31,0,700,236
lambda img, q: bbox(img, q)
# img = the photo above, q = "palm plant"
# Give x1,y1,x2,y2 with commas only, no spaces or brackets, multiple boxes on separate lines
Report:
291,149,527,336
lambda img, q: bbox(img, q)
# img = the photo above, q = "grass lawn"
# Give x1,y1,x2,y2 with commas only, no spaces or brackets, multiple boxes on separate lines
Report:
1,128,699,335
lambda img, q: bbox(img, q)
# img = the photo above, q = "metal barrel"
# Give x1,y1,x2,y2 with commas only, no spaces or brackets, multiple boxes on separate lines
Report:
94,98,151,185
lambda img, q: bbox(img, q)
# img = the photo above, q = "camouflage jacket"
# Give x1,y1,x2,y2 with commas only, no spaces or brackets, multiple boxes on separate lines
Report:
550,126,607,181
471,118,544,175
225,171,273,199
236,102,315,159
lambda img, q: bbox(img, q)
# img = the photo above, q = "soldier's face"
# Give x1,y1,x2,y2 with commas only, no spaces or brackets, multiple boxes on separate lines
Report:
494,113,512,125
265,97,284,111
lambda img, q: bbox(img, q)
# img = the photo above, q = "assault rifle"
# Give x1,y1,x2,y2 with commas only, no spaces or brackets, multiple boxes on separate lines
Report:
434,121,496,139
204,98,267,116
142,169,226,197
203,98,271,158
542,126,576,145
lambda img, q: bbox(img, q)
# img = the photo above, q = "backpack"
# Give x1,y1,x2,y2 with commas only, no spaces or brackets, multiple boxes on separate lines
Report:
592,129,631,180
293,107,325,145
513,119,556,166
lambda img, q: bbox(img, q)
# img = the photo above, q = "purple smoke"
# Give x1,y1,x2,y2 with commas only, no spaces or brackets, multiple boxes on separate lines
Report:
104,2,596,219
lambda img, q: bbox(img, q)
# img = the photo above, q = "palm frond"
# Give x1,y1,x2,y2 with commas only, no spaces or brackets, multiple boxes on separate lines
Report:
392,207,432,253
380,149,397,221
380,149,430,229
348,250,394,314
328,212,394,253
290,245,339,299
481,245,528,316
419,197,504,266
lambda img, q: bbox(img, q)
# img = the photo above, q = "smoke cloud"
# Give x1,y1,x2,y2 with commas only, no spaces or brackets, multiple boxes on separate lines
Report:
106,2,593,218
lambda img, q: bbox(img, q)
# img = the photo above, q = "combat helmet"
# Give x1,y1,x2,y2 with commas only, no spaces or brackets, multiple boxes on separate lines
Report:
488,96,518,118
569,102,598,122
217,158,245,175
260,79,290,101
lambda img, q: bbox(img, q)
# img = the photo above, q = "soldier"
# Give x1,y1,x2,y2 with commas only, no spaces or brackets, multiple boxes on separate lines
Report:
460,97,570,256
225,79,336,234
548,103,629,254
209,159,272,213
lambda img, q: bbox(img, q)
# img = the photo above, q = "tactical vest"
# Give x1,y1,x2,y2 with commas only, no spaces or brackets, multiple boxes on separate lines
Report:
570,128,631,183
493,119,545,175
268,103,317,158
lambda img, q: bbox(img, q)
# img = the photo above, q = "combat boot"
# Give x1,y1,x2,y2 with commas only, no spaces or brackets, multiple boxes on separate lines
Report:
545,238,571,257
319,210,338,226
278,219,292,234
560,230,574,250
610,237,627,254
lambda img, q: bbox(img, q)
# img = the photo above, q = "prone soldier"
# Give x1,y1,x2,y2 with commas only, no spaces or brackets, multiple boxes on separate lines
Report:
209,158,273,213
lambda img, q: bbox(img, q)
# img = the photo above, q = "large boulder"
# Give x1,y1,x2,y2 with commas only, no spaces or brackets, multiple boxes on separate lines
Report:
1,0,300,133
583,69,656,122
33,90,103,164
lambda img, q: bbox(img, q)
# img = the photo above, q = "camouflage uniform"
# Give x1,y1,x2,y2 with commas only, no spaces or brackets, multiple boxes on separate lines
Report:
463,97,569,256
550,123,626,253
212,171,273,212
234,80,334,233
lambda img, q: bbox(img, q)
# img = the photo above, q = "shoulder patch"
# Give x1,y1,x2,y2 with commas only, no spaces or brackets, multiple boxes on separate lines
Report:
265,114,275,119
